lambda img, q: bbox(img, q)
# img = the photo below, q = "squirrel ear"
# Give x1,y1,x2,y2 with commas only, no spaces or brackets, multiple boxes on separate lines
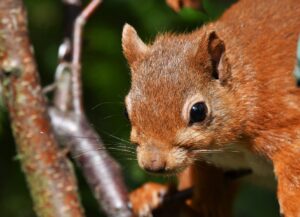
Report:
196,31,230,84
207,31,225,80
122,24,148,65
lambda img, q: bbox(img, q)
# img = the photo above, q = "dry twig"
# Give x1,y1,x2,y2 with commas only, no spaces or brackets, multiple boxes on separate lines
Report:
72,0,101,115
50,1,133,216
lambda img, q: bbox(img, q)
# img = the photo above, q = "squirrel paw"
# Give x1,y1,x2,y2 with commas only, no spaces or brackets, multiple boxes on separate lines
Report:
129,182,169,217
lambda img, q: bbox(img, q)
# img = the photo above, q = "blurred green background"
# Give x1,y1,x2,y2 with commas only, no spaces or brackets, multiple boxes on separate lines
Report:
0,0,280,216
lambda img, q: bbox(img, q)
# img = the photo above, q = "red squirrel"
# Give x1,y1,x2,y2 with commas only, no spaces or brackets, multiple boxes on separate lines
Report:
122,0,300,216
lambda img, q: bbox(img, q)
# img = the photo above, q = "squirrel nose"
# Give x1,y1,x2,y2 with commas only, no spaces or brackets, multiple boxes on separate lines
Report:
142,156,166,174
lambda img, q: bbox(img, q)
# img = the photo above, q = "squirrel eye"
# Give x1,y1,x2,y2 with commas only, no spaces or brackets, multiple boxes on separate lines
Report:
124,107,129,120
189,102,207,125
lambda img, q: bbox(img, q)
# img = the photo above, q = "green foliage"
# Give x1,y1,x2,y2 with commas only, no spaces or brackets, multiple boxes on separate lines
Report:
0,0,279,216
179,8,209,23
202,0,236,20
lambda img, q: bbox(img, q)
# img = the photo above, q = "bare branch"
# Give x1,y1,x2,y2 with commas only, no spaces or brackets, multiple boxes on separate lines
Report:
51,1,133,216
0,1,85,216
54,0,81,111
49,108,132,217
53,63,73,111
72,0,102,115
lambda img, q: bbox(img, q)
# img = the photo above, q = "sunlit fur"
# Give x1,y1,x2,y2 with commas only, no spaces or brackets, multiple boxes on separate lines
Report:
123,0,300,216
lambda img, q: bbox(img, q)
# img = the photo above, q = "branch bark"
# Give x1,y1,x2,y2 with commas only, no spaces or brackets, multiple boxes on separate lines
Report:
72,0,101,115
49,108,132,217
51,1,133,216
0,1,85,217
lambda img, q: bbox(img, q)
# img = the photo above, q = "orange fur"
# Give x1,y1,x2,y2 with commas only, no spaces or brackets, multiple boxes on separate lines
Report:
122,0,300,216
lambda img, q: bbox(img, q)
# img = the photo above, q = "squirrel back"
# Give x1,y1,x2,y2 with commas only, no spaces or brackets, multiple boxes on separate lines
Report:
215,0,300,138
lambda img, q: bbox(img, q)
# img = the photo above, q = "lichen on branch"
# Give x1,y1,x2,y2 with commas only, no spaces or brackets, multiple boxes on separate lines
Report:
0,1,85,217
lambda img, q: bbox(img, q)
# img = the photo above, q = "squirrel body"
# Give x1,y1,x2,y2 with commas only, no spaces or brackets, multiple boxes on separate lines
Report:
201,143,275,187
122,0,300,216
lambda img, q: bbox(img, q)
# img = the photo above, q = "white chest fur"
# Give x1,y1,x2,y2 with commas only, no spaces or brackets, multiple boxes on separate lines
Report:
201,145,276,188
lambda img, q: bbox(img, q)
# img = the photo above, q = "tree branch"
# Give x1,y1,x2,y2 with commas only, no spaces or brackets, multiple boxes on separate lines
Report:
0,1,85,217
50,1,133,216
49,108,132,217
72,0,102,115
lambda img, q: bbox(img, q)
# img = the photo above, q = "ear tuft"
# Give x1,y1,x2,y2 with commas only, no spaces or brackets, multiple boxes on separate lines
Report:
122,24,148,65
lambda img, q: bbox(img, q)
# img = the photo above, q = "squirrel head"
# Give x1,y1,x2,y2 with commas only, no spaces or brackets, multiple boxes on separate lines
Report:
122,24,240,175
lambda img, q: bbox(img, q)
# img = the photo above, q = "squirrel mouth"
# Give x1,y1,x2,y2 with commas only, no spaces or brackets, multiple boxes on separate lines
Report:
143,166,252,179
143,166,187,176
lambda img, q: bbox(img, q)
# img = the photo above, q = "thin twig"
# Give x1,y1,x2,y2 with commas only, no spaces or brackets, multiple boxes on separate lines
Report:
54,0,82,111
53,62,73,111
72,0,102,115
52,0,133,216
